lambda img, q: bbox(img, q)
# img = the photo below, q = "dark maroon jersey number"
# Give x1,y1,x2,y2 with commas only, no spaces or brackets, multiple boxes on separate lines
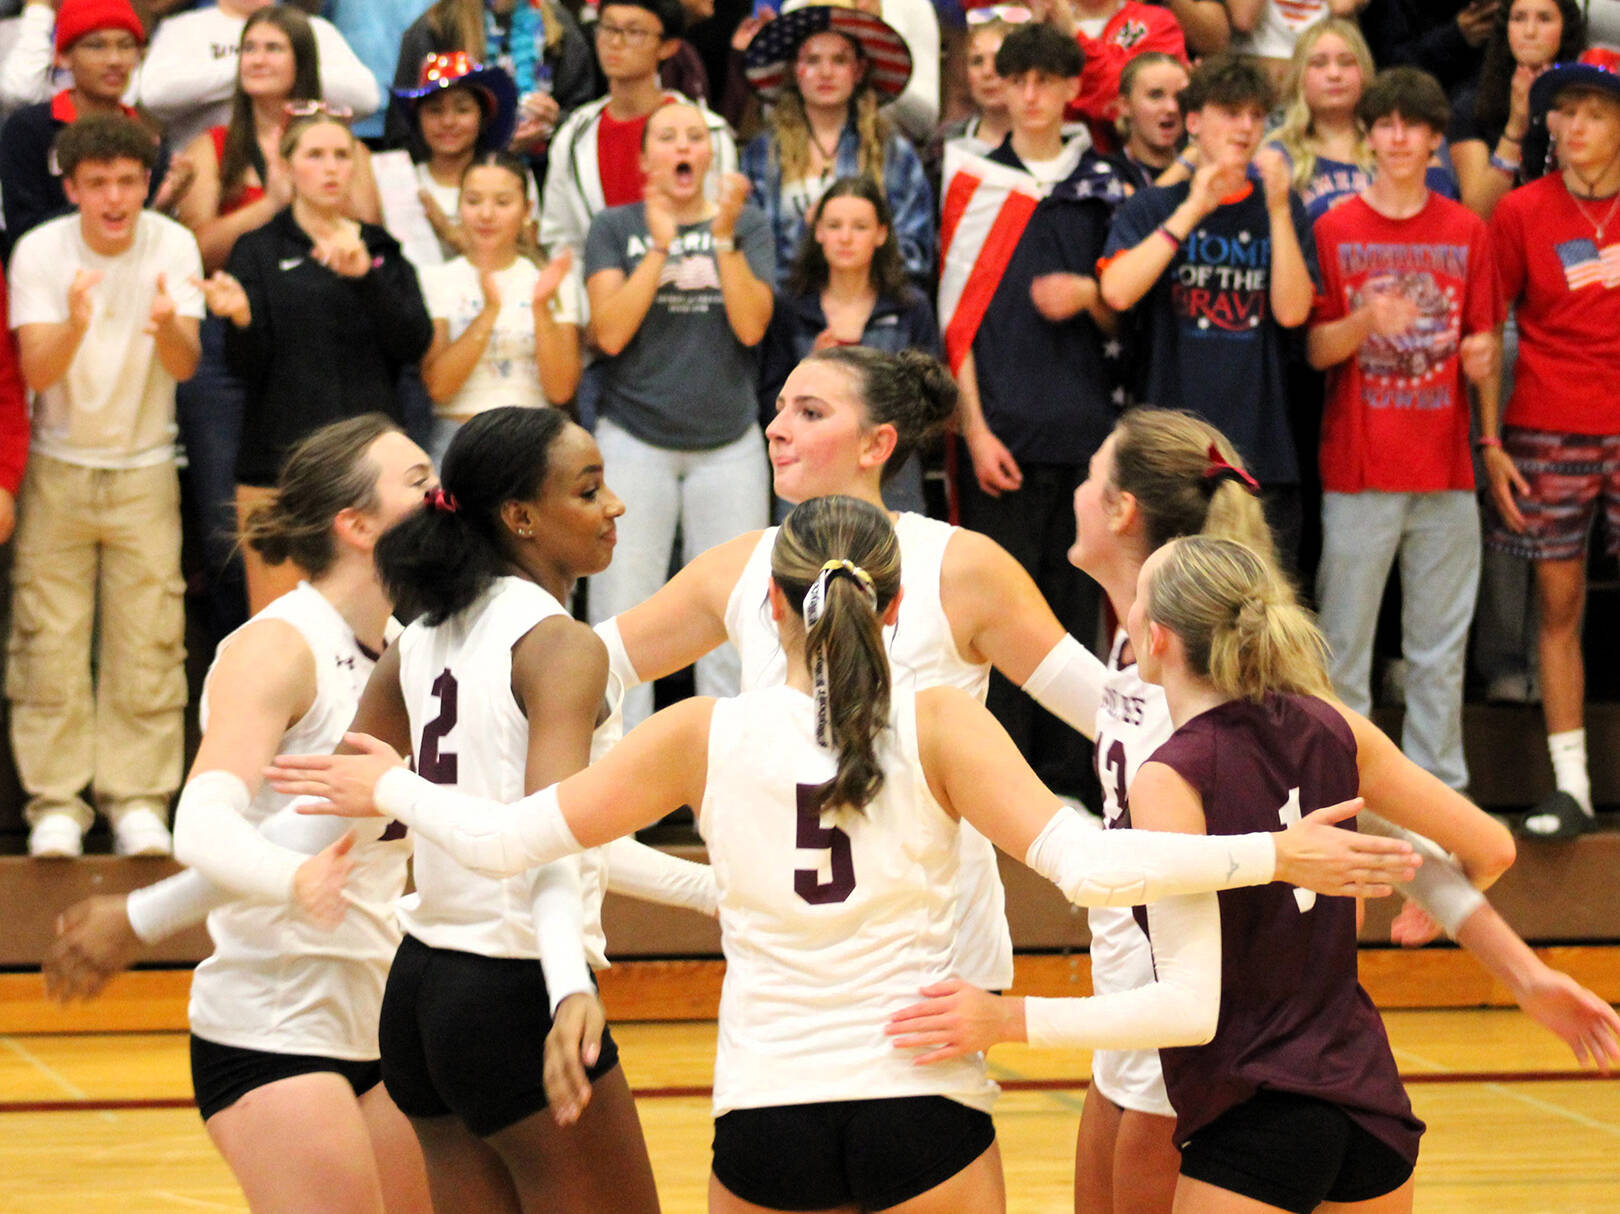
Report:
418,669,459,785
793,785,856,904
1104,737,1129,823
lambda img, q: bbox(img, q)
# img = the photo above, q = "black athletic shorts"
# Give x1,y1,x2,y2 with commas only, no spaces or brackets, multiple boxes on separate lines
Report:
712,1095,996,1211
1179,1089,1415,1214
379,933,621,1137
190,1034,382,1123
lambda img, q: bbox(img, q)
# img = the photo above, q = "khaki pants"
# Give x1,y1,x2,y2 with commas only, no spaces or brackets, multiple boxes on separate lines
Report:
7,456,186,828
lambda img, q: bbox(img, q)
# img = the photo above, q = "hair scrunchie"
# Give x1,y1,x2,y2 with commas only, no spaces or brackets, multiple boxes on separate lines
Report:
802,559,878,749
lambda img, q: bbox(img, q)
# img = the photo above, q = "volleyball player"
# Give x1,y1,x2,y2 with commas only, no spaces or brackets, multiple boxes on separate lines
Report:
170,415,431,1214
269,496,1419,1214
326,406,662,1214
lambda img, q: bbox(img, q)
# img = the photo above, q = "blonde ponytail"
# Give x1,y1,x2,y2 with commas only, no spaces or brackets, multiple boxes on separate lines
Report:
1147,536,1332,702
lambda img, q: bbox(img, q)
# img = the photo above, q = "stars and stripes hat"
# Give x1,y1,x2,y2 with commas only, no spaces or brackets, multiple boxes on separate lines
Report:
1530,47,1620,116
744,3,913,103
391,53,519,151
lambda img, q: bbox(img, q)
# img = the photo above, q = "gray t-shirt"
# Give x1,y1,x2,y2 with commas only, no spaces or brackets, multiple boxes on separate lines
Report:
584,202,773,450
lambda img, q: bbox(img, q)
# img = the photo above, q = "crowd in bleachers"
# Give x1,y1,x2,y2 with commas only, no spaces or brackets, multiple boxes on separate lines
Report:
0,0,1614,858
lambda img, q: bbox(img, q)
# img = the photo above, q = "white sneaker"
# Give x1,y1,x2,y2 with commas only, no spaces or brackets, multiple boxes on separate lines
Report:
113,807,173,857
29,812,85,858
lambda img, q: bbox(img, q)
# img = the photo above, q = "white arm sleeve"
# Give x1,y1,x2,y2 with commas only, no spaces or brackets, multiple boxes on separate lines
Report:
375,767,582,878
1019,633,1109,739
1025,891,1221,1049
0,5,58,111
172,771,305,903
603,837,718,917
125,869,232,944
1358,810,1485,938
593,617,645,691
1024,806,1276,907
531,856,595,1014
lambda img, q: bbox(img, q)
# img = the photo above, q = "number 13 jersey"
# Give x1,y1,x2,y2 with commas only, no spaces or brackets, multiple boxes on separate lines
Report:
698,684,999,1118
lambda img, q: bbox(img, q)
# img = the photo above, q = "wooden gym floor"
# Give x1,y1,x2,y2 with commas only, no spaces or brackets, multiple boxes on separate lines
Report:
2,1008,1616,1213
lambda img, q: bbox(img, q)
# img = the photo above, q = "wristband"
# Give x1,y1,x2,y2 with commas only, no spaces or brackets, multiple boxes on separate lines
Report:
1174,155,1196,174
1488,153,1521,176
1474,435,1502,450
1157,225,1183,250
712,236,736,253
1499,131,1523,145
647,242,671,255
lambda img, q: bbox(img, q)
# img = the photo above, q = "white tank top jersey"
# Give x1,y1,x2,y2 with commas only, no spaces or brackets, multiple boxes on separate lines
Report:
395,577,610,969
700,685,1000,1118
189,583,410,1061
1086,629,1177,1115
722,512,1013,990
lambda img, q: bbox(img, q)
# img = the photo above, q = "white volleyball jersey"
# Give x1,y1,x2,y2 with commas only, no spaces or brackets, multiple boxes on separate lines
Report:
189,583,410,1060
395,577,610,968
722,511,1012,990
1087,629,1176,1115
700,685,1000,1117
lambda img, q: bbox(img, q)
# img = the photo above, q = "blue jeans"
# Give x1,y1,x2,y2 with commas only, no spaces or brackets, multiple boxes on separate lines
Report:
1317,490,1480,791
175,317,246,646
586,417,770,727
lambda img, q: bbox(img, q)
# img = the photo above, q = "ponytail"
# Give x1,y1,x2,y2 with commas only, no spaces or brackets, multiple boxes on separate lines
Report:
772,496,903,817
240,414,401,576
1145,536,1332,702
375,406,571,625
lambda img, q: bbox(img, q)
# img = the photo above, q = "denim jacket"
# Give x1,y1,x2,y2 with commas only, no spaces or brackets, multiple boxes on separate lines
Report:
741,121,936,288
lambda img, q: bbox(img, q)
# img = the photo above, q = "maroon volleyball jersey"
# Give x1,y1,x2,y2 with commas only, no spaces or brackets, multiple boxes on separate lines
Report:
1139,692,1424,1164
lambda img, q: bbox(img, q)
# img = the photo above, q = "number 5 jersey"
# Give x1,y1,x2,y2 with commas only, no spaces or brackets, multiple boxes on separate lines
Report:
698,684,1000,1119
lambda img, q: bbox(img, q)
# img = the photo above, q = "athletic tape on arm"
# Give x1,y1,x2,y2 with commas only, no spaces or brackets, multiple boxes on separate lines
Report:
1024,806,1276,907
1358,810,1484,938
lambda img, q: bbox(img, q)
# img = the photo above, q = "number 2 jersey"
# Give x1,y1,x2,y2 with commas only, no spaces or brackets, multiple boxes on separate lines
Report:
188,583,410,1060
699,684,1000,1118
1144,692,1424,1164
395,576,613,967
723,511,1012,991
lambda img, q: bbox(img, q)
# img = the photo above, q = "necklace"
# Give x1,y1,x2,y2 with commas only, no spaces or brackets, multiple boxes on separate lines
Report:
1567,173,1620,243
808,124,842,171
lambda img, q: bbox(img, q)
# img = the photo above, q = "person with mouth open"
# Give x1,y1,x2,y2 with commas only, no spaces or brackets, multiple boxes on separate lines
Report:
7,112,203,859
581,98,774,728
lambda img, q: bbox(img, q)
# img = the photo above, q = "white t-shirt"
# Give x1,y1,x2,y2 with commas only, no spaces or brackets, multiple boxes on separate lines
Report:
135,7,381,153
1232,0,1330,60
418,255,585,417
8,212,204,469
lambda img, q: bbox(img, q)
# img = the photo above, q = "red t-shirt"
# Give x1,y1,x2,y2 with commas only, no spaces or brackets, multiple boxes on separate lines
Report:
598,108,651,208
1311,193,1499,493
1491,173,1620,435
1067,3,1187,154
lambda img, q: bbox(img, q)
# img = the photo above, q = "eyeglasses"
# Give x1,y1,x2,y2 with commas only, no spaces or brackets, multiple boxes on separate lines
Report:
283,100,355,121
75,34,142,54
966,5,1034,25
595,20,663,47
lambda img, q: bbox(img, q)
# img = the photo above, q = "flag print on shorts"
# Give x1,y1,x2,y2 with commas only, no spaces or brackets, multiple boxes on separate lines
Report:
1554,236,1620,290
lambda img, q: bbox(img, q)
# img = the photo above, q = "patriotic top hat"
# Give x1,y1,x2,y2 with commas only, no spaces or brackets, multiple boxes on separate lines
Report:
744,2,913,103
391,52,520,151
1531,47,1620,115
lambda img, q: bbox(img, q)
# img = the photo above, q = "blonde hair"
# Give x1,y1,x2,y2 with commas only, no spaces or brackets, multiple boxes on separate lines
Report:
768,35,890,185
1146,537,1333,702
1270,17,1376,192
428,0,567,55
771,496,902,818
1109,408,1276,564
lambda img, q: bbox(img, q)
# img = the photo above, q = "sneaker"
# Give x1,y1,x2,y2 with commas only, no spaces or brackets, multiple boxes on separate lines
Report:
1519,791,1592,840
113,807,173,857
28,812,84,858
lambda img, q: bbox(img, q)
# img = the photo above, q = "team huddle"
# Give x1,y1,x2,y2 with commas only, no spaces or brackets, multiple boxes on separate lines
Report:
40,347,1620,1214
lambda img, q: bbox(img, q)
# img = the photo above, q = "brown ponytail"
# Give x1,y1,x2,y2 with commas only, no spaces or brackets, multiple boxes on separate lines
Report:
1145,536,1332,702
771,496,903,818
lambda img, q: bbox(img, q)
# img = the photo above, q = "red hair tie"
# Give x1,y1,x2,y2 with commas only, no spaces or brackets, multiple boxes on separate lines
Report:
425,487,459,514
1202,444,1261,495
